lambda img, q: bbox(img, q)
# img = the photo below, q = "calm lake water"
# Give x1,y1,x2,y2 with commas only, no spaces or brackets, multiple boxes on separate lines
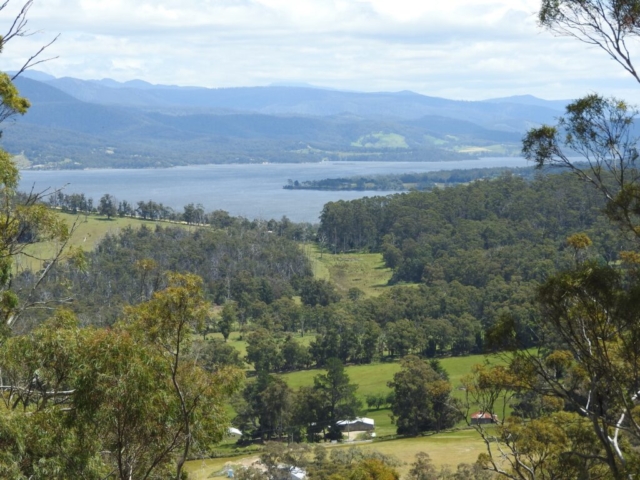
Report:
19,158,530,223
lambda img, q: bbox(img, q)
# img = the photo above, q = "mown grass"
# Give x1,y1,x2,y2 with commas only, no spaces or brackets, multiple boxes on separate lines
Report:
282,353,497,400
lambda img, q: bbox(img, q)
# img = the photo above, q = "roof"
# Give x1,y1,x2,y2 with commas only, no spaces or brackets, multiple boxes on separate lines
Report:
290,467,306,480
336,417,375,426
471,412,497,419
228,427,243,436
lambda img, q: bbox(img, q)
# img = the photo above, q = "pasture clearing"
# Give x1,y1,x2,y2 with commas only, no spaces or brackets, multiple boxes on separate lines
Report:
305,245,397,297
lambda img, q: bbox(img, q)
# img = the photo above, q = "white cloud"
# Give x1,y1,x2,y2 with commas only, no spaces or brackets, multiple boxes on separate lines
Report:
0,0,639,101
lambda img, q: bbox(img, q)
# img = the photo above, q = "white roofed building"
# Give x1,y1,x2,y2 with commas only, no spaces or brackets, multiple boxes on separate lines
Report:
336,417,375,432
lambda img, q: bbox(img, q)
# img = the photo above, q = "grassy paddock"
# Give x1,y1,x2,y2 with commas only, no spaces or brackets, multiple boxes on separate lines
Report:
184,429,488,479
282,353,497,399
304,245,398,297
281,353,505,434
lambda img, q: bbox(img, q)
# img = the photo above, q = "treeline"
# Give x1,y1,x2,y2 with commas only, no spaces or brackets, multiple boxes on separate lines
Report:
188,274,501,375
48,191,314,238
283,165,549,191
318,172,626,259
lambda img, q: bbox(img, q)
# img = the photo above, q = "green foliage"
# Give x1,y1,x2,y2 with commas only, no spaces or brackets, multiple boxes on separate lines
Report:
300,277,341,307
233,372,294,441
348,458,400,480
97,193,117,219
365,393,389,410
524,94,640,240
0,277,243,480
220,301,238,341
0,72,30,124
198,337,246,371
388,355,458,435
306,446,401,480
246,327,285,373
22,222,311,325
319,172,632,354
284,165,550,192
292,358,363,441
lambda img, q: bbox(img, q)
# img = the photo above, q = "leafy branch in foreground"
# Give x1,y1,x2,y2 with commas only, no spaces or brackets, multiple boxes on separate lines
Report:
523,94,640,238
0,274,243,479
539,0,640,83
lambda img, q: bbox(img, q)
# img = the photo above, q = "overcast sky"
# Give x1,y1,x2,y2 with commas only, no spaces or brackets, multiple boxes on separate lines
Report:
3,0,640,101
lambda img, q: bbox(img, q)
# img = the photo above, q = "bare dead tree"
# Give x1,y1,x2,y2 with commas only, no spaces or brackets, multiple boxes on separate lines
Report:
0,0,59,79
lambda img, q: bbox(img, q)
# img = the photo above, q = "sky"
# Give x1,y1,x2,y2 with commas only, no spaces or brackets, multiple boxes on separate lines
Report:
2,0,640,101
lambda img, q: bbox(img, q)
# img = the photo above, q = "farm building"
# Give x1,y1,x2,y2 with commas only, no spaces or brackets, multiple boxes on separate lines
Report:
288,467,306,480
336,417,375,432
470,412,498,425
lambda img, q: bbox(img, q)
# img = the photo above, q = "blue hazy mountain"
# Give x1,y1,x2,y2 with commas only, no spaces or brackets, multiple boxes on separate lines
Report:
0,74,566,168
35,73,565,129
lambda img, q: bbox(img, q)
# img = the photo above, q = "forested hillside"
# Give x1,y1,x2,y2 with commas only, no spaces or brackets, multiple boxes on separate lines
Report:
317,174,632,343
13,172,631,368
17,222,312,328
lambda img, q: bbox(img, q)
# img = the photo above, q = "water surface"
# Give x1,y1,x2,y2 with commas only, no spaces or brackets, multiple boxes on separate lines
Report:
19,158,530,223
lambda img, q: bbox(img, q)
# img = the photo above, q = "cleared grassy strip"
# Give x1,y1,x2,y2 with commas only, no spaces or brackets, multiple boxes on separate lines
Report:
305,245,397,297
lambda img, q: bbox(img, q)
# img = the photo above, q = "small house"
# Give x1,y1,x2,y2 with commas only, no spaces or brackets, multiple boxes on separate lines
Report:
336,417,375,432
470,412,498,425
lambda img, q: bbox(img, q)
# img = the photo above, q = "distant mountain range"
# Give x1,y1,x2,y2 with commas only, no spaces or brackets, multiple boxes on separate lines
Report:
0,71,570,169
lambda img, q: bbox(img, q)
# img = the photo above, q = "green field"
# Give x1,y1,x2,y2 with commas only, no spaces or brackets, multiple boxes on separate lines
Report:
283,353,491,399
282,353,502,435
184,353,502,478
184,429,488,479
305,244,399,297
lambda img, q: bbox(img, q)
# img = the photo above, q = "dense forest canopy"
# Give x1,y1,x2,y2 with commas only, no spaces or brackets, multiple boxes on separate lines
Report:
16,222,312,328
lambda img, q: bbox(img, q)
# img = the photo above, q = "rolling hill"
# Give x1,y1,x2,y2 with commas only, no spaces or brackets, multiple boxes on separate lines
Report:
0,72,570,169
